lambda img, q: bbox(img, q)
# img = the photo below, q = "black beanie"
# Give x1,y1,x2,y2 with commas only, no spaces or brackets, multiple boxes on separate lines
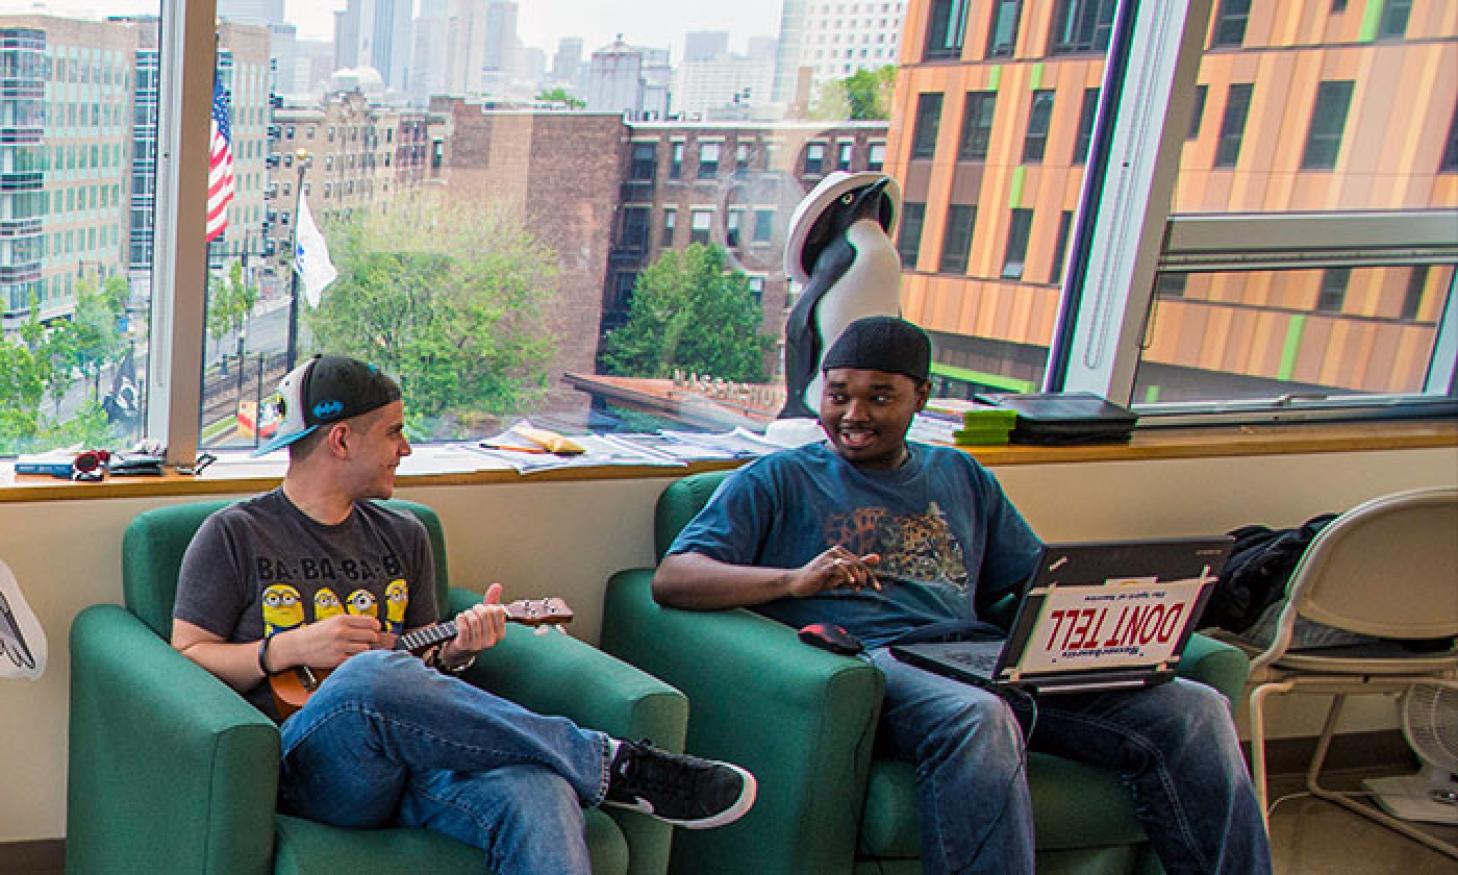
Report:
820,316,931,383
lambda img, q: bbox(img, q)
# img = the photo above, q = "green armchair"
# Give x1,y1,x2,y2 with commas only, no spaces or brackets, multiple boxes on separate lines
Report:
601,470,1254,875
69,499,687,875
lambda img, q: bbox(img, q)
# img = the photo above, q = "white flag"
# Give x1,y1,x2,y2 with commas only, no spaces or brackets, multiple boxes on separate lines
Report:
294,198,337,308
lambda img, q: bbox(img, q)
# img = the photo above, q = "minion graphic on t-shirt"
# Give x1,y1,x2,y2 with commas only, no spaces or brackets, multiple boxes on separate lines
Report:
313,587,344,621
261,583,305,636
384,578,409,635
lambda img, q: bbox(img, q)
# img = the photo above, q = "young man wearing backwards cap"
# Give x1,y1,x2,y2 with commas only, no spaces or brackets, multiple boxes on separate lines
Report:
172,354,756,873
655,317,1270,875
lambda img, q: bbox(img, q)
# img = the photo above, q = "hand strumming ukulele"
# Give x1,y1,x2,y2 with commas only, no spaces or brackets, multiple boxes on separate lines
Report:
268,597,573,718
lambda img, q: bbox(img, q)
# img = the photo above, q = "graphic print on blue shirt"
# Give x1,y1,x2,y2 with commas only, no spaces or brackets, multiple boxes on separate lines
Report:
823,501,968,592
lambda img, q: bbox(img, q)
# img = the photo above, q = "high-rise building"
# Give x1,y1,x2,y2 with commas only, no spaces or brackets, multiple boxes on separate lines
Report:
674,56,775,120
334,0,414,94
685,30,730,62
890,0,1457,400
217,0,286,27
482,0,519,89
444,0,518,94
551,37,583,87
411,0,450,105
775,0,906,108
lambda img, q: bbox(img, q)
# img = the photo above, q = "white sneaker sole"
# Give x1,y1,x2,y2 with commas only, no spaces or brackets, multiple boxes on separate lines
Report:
605,762,758,830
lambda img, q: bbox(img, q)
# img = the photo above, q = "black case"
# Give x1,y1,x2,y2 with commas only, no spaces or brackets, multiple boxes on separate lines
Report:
973,392,1138,445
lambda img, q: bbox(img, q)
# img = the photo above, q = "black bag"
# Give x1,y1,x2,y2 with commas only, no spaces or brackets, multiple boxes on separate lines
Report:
973,392,1137,445
1198,514,1338,634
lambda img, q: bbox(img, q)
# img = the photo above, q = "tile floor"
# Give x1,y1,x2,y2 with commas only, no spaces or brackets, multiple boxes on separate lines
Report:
1266,768,1458,874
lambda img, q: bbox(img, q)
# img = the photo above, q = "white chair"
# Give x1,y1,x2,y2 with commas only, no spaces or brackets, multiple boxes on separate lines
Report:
1235,486,1458,858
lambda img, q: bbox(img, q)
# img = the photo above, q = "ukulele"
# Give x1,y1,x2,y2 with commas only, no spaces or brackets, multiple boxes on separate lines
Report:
268,597,573,718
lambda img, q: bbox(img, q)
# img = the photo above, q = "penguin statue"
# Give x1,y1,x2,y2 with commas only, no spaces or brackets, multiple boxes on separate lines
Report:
770,171,903,443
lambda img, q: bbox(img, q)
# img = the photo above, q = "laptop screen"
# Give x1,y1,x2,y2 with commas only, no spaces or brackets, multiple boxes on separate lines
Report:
998,538,1231,681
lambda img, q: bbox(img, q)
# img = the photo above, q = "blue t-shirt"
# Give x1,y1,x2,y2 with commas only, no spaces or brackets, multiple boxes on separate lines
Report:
666,441,1043,649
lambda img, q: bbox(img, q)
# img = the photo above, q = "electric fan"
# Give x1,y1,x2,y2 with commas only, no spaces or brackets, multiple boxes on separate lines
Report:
1363,683,1458,824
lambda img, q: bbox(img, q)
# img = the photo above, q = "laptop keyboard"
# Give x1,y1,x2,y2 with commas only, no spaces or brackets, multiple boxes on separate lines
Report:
945,646,999,674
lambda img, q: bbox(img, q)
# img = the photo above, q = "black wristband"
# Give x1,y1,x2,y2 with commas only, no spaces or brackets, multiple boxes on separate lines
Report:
258,635,273,676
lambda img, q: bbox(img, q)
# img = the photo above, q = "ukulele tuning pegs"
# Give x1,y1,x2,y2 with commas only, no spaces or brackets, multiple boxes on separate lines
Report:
533,625,550,637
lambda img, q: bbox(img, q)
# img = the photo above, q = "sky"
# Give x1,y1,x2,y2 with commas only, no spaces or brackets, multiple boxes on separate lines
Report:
17,1,787,63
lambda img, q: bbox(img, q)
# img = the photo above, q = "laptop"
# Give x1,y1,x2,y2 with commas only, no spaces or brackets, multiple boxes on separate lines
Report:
891,537,1232,695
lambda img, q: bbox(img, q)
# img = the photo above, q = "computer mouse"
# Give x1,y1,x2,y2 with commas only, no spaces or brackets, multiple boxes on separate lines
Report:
798,622,864,655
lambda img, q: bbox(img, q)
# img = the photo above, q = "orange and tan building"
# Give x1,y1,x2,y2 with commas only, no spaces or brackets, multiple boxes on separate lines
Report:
887,0,1457,400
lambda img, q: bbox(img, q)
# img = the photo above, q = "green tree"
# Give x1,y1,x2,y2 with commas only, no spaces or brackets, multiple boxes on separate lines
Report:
600,243,773,383
536,87,586,109
56,277,126,401
810,65,896,121
206,260,258,376
304,193,559,437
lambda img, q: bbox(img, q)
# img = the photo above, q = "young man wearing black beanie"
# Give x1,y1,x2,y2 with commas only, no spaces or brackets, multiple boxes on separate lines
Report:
654,316,1270,875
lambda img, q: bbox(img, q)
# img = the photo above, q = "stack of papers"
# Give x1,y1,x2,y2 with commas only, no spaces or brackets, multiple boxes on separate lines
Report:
474,422,781,474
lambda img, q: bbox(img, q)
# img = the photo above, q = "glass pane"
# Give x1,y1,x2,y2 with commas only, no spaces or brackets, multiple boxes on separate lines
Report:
1147,6,1458,409
1134,265,1455,404
895,2,1117,393
0,12,155,456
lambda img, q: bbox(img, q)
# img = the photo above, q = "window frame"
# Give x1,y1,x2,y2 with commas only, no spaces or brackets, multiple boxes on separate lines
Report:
986,0,1023,59
911,92,944,159
1300,80,1354,171
1021,89,1055,163
939,204,977,274
957,90,997,161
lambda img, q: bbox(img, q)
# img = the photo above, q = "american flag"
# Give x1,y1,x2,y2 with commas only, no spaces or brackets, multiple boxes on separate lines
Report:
206,76,235,242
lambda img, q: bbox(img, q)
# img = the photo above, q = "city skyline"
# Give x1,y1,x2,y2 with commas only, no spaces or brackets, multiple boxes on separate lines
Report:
26,0,786,63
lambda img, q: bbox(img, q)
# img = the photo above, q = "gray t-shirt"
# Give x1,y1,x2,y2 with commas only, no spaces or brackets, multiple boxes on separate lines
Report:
174,489,440,720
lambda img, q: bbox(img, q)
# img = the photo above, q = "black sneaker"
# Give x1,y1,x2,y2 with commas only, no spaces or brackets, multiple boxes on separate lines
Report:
603,739,757,829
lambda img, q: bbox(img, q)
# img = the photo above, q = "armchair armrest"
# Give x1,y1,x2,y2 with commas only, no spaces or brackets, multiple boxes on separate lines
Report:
1176,632,1252,703
448,587,685,875
601,569,885,875
68,605,280,875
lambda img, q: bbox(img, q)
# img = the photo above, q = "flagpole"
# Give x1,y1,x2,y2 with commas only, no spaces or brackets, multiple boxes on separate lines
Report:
285,148,311,371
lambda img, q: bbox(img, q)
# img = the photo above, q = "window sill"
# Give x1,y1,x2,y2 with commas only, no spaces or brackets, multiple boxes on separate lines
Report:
1,419,1452,503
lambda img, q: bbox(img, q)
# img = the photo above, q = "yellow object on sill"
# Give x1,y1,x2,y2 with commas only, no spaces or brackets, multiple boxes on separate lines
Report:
515,426,586,455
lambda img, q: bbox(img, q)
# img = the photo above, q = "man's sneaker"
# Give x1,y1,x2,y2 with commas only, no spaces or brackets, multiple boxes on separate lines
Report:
603,739,757,829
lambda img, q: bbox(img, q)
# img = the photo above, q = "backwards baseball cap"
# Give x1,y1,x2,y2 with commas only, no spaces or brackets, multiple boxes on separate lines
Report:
820,316,931,383
251,355,401,456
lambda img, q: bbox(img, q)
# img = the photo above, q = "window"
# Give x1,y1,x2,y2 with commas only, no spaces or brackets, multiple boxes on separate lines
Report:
868,142,886,170
1154,273,1188,298
923,0,968,60
804,143,826,175
1212,0,1250,47
1331,0,1347,11
620,207,650,251
986,0,1022,59
957,91,997,160
669,141,684,179
1317,267,1349,312
629,142,656,180
690,209,712,244
697,142,720,178
1188,84,1208,139
1378,0,1411,40
898,202,927,268
753,209,775,243
1001,208,1034,279
911,93,944,159
747,275,765,307
1443,101,1458,172
1021,90,1054,163
1214,83,1253,168
1050,210,1074,283
1400,266,1428,320
836,142,853,170
735,141,751,174
1301,81,1353,170
661,208,676,247
1049,0,1116,55
726,209,744,247
939,205,976,274
1073,87,1100,164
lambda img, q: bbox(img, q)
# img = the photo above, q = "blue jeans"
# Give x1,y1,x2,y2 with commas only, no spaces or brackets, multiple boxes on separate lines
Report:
278,649,611,875
867,647,1271,875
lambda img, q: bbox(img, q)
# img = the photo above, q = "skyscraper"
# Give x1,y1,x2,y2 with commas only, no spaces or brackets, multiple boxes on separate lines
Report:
334,0,414,93
684,30,729,62
552,37,583,87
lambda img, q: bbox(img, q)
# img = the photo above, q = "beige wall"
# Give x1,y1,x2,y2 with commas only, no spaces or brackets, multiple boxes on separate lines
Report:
3,447,1455,842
